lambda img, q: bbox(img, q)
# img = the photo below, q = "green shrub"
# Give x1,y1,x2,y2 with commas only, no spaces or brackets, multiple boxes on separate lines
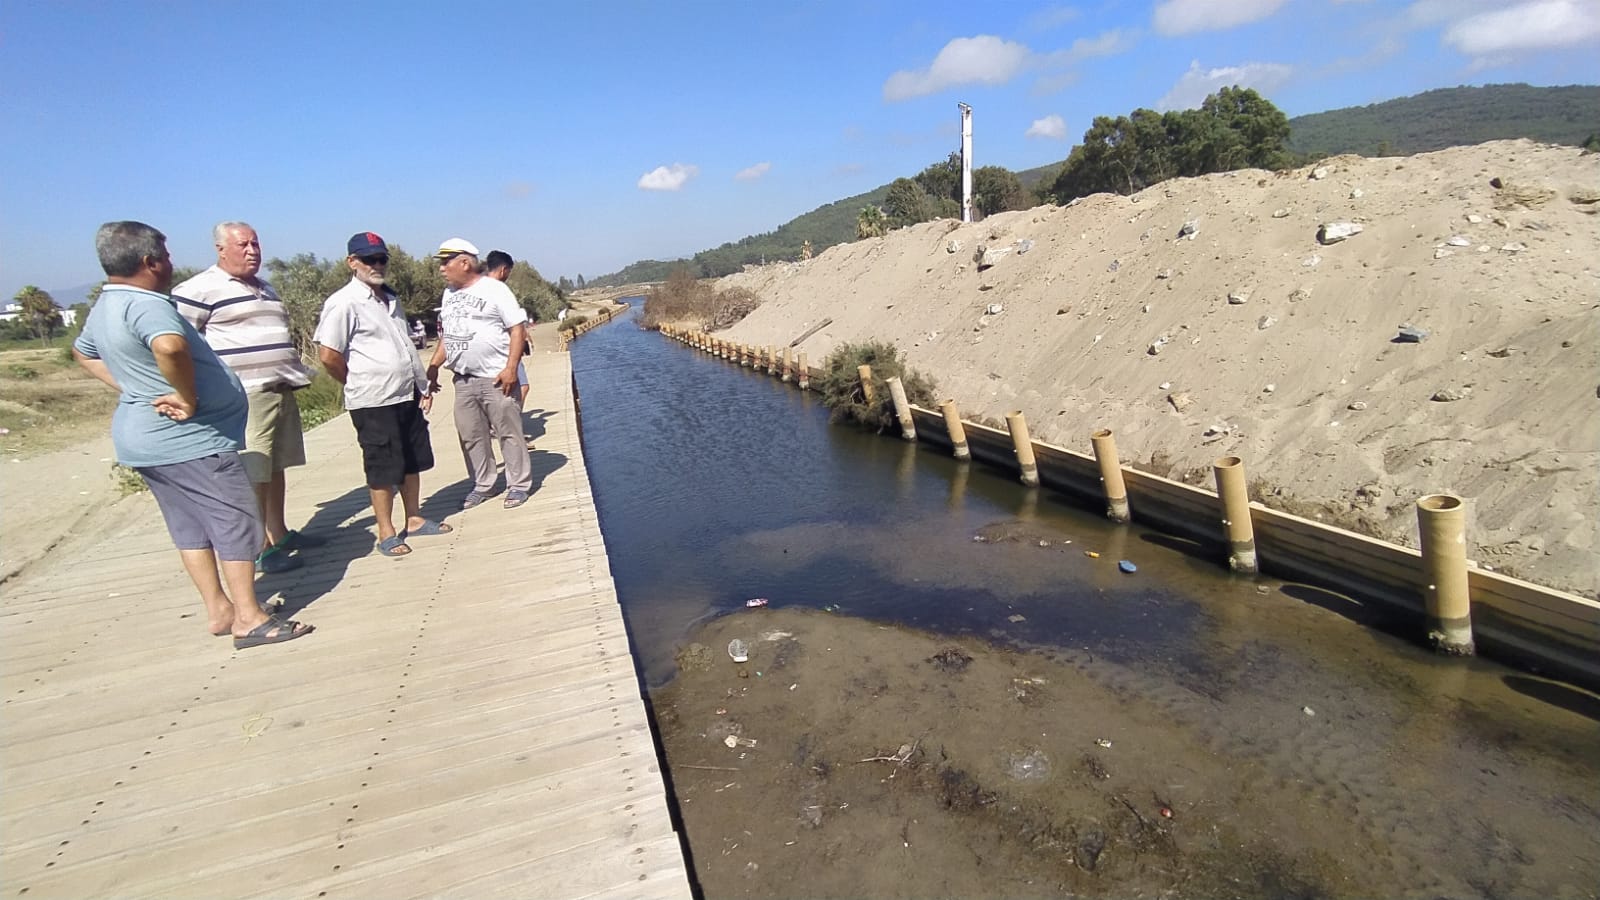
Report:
297,371,345,430
8,364,38,380
111,463,147,495
816,340,937,430
558,315,588,332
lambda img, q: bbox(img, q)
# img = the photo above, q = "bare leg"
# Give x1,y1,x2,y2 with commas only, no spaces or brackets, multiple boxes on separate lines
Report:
369,484,399,542
178,549,271,636
254,470,290,549
399,474,428,532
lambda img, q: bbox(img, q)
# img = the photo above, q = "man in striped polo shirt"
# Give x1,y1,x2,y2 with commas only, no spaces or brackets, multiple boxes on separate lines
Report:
173,222,319,573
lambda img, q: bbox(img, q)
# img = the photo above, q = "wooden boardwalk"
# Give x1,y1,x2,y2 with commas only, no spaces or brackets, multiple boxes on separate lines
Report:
0,348,693,898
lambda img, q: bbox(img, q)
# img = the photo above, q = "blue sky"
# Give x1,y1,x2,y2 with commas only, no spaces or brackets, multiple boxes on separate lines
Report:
2,0,1596,302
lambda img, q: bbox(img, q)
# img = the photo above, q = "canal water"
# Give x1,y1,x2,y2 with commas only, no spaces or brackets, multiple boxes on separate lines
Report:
570,301,1599,897
572,302,1236,687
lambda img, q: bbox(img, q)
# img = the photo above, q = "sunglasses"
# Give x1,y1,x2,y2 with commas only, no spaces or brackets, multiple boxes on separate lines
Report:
358,254,389,265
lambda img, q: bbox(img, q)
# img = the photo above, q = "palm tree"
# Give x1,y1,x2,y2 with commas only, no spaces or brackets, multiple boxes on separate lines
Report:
856,206,887,239
14,286,61,346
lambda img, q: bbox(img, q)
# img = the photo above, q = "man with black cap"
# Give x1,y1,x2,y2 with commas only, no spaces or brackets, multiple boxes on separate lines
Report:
314,232,452,558
425,238,532,510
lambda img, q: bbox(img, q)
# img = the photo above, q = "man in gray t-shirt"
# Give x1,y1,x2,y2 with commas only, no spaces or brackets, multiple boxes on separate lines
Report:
424,238,533,510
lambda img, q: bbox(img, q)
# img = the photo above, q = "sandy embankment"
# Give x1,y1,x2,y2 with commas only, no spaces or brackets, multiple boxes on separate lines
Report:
710,140,1599,598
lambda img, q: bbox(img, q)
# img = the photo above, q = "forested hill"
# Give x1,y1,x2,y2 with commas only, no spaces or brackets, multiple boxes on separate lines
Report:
592,83,1596,287
1287,83,1600,157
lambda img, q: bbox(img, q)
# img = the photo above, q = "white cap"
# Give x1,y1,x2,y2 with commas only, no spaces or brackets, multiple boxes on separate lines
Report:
434,237,480,258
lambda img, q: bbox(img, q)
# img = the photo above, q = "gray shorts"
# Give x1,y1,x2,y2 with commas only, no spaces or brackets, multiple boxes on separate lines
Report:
139,452,264,561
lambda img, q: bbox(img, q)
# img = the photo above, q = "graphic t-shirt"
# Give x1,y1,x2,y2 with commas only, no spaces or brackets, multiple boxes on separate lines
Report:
437,277,525,377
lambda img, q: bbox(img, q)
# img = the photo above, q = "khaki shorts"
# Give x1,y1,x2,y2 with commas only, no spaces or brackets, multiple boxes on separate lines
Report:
241,388,307,483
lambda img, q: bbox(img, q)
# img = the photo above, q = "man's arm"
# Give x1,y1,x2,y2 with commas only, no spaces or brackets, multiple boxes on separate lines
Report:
149,333,199,418
495,322,526,396
72,348,120,391
318,345,348,384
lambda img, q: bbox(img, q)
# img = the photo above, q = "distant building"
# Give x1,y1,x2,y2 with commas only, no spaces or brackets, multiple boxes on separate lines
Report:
0,301,76,327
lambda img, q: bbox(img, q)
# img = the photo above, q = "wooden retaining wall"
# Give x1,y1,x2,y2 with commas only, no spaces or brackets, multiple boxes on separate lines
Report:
658,325,1600,691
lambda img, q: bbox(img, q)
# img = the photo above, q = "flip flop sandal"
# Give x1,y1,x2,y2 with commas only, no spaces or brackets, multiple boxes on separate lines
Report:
405,518,453,537
278,529,328,551
233,616,314,650
377,535,412,557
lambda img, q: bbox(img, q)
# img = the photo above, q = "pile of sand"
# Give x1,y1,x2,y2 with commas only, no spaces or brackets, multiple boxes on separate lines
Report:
714,140,1599,597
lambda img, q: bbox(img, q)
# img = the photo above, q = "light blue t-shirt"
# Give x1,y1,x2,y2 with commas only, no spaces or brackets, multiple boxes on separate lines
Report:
74,285,248,468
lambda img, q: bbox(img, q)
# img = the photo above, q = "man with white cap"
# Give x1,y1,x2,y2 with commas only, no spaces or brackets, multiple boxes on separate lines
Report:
424,238,532,510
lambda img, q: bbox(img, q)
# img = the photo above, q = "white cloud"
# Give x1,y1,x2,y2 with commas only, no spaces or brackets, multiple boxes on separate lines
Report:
1402,0,1505,29
637,163,699,191
1153,0,1286,35
1042,28,1138,64
734,162,772,181
1025,5,1082,31
1156,60,1293,110
1026,114,1068,139
883,35,1031,101
1442,0,1600,56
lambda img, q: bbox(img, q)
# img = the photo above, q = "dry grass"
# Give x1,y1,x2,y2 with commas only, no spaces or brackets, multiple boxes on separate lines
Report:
0,349,117,458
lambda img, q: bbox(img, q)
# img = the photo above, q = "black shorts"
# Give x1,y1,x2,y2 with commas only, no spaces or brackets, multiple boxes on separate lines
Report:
349,394,434,486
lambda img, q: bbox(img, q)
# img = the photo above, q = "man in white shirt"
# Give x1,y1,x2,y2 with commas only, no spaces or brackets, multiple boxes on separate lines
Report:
315,232,452,558
425,238,532,510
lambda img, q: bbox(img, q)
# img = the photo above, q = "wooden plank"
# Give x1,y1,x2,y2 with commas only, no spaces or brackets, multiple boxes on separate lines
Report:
0,350,690,899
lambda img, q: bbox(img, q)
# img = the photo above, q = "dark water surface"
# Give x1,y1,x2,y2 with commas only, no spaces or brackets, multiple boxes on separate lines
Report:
572,302,1232,686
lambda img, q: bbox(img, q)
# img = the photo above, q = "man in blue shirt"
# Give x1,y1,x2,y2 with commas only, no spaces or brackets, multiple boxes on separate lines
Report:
73,221,313,650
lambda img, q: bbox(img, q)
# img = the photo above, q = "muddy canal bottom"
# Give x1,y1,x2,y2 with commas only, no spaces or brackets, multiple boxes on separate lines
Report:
655,603,1599,899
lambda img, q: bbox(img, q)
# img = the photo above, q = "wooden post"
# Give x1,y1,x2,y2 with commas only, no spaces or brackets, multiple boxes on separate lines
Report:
857,364,876,406
1212,456,1258,573
1417,494,1475,655
781,347,792,383
1005,411,1038,487
1090,429,1131,523
939,400,969,460
886,377,915,441
797,353,810,390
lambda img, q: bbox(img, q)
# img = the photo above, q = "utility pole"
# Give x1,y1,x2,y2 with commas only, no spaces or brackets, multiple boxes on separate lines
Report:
958,102,973,223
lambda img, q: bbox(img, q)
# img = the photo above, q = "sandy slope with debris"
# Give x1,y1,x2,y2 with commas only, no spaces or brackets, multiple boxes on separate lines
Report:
714,140,1599,597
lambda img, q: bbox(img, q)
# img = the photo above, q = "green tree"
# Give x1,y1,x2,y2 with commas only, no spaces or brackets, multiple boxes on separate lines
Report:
1199,86,1292,170
1047,87,1294,204
883,177,932,228
505,260,565,324
264,254,348,352
14,286,62,346
972,165,1027,218
856,205,886,239
914,152,962,206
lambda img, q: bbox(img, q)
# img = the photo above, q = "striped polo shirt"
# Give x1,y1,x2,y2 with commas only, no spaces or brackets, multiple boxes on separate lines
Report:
172,265,311,392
